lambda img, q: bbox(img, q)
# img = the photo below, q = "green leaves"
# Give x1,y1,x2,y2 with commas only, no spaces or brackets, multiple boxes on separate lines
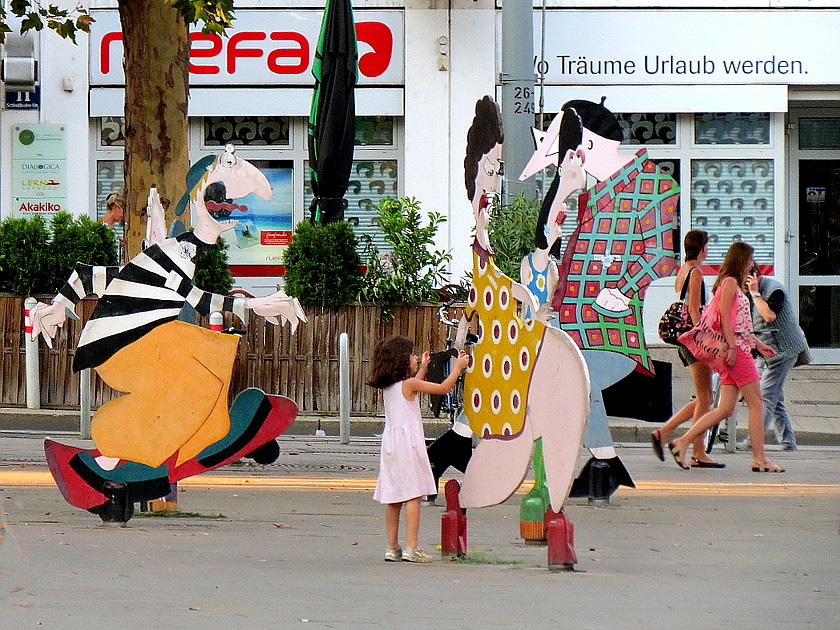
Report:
1,1,93,44
168,0,235,34
358,197,451,305
487,192,542,281
283,221,363,307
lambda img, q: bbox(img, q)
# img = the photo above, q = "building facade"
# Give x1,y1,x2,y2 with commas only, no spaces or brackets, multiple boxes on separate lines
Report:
1,0,838,362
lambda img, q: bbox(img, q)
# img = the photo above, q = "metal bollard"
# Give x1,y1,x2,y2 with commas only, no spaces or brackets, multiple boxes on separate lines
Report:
545,507,577,571
339,332,350,444
588,459,611,506
98,481,133,527
80,368,92,439
23,297,40,409
440,479,467,556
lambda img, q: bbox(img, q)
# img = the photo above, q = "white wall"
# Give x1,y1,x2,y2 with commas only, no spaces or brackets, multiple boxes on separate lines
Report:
0,5,91,221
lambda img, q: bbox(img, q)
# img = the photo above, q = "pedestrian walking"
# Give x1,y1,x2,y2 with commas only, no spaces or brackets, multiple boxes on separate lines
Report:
670,241,784,473
738,266,809,451
367,336,469,563
651,230,724,468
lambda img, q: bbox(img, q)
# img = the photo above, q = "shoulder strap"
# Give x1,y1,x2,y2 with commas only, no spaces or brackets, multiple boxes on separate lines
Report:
679,267,706,305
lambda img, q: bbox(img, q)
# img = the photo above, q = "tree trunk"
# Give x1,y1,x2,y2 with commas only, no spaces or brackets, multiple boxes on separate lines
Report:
118,0,189,260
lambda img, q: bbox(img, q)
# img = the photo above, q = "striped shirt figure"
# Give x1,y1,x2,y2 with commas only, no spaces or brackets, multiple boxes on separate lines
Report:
52,231,247,372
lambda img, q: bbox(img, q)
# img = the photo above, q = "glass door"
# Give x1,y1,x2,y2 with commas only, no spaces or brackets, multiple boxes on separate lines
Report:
790,109,840,363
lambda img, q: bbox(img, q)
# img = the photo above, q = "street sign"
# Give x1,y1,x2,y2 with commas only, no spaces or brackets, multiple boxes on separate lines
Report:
4,86,41,110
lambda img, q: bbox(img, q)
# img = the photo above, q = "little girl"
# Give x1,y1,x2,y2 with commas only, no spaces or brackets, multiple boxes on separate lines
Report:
367,336,470,563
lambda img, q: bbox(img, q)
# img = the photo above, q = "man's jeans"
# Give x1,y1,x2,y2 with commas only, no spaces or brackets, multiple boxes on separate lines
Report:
760,355,798,450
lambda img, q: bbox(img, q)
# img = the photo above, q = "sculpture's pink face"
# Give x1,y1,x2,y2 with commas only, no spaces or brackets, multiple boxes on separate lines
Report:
472,142,503,252
192,146,272,244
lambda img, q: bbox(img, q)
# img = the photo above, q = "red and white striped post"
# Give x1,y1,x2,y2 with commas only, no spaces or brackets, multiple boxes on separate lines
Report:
23,297,40,409
209,312,224,332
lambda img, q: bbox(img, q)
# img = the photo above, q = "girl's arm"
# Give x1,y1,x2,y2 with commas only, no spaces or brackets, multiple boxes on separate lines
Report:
718,277,739,367
415,351,431,381
404,353,470,396
687,267,703,324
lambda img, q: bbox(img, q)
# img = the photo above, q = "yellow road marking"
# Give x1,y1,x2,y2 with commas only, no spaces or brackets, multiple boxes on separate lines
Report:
1,471,838,497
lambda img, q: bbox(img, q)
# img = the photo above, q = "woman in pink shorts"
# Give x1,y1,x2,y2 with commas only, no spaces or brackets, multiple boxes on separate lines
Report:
669,242,784,473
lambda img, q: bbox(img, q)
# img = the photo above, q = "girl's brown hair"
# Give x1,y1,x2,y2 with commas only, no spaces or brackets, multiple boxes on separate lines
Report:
366,336,414,389
713,241,754,293
683,229,709,261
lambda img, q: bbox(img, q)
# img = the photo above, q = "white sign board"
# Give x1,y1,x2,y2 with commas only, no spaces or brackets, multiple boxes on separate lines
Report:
11,124,68,219
530,10,840,86
90,9,404,86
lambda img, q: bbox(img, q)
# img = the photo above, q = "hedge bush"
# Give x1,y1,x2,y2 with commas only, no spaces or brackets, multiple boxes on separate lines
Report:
0,212,117,295
282,220,363,307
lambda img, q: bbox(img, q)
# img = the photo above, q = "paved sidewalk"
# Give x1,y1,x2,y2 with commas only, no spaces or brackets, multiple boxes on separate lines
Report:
1,436,838,628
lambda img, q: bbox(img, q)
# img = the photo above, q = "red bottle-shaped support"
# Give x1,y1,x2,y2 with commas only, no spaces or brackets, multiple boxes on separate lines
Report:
545,507,577,571
441,479,467,556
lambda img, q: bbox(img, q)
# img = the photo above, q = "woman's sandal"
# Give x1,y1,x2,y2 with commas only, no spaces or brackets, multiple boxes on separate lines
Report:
650,430,665,462
751,460,785,473
668,441,690,470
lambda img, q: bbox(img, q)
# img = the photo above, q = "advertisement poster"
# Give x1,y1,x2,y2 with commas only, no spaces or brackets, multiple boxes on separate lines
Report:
11,124,68,219
219,161,294,268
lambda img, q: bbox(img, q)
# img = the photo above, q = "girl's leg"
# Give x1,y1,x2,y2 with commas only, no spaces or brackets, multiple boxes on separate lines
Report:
404,497,422,549
386,502,403,549
740,380,783,471
670,384,738,465
688,362,715,461
655,400,695,445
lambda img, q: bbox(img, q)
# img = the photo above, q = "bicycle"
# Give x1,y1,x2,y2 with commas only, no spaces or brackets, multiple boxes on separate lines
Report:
428,301,476,423
423,301,477,505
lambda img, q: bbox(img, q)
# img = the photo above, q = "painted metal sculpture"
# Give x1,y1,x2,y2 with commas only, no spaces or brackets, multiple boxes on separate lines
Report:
520,99,679,495
29,147,306,516
458,97,590,512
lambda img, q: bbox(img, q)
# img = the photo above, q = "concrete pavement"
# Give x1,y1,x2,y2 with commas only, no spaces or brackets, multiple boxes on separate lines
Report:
1,434,838,629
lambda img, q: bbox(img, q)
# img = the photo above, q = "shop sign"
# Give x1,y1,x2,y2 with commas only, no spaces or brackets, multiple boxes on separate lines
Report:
528,10,840,86
90,10,403,86
11,124,68,219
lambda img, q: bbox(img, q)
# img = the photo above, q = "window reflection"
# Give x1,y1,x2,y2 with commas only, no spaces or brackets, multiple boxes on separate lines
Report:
799,286,840,348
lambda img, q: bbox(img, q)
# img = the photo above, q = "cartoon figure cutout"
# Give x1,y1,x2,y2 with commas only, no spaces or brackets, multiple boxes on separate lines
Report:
29,146,307,516
521,99,679,493
458,97,590,511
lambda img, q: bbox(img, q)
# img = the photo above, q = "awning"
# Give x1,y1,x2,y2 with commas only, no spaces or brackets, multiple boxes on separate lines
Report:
90,87,404,117
538,84,788,114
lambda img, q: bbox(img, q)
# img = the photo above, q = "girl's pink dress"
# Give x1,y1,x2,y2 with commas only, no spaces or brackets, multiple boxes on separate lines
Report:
373,382,437,504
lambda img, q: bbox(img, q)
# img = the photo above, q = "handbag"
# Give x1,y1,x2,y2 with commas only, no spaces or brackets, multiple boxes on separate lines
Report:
658,268,704,345
678,288,730,373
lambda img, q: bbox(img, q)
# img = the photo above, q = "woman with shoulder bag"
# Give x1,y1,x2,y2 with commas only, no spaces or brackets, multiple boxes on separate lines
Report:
651,230,724,468
670,241,783,473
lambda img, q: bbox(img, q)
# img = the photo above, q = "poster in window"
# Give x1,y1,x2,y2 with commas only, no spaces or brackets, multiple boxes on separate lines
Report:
219,161,294,267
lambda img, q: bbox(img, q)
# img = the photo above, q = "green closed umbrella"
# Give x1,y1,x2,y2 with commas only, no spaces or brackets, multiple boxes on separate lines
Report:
308,0,358,225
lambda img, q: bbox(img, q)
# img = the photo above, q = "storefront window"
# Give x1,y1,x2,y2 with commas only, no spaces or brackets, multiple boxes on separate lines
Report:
799,118,840,150
95,159,125,259
615,113,677,145
204,116,290,146
304,159,398,251
355,116,394,146
694,113,770,145
690,159,774,266
99,117,126,147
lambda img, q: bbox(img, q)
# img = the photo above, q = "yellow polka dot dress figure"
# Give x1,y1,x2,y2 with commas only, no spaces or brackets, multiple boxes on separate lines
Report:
466,256,542,439
457,96,590,511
